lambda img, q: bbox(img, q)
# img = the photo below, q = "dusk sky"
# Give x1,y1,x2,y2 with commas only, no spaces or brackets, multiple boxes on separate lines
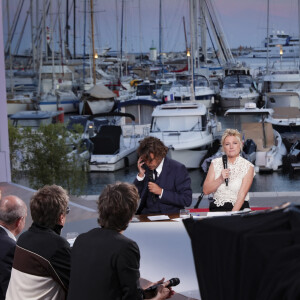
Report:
3,0,299,54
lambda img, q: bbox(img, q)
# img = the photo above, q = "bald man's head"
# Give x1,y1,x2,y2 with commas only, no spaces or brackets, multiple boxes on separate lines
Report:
0,195,27,235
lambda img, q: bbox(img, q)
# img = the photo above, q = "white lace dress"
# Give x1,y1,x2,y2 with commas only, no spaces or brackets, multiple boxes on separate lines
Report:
212,156,255,207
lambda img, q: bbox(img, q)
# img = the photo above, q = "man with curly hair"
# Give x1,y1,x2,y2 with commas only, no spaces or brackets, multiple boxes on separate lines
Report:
134,136,192,214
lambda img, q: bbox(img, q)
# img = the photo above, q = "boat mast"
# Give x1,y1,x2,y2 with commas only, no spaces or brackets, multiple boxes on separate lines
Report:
50,0,55,94
193,0,199,70
266,0,270,74
139,0,142,62
73,0,76,58
30,0,36,72
65,0,69,56
189,0,195,101
159,0,162,68
298,0,300,63
199,0,207,64
6,0,13,95
120,0,125,80
90,0,96,85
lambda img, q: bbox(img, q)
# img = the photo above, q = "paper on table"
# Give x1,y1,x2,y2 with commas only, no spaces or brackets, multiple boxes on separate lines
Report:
207,210,250,217
147,215,170,221
206,211,230,217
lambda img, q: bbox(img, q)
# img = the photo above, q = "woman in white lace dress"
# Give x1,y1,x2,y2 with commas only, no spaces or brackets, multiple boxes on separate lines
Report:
203,129,255,211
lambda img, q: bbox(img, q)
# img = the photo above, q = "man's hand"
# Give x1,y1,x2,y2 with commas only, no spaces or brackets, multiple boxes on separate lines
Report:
137,157,146,177
148,182,162,196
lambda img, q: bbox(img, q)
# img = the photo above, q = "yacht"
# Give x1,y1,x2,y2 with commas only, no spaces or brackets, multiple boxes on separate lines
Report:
262,65,300,109
248,31,300,58
162,73,215,108
225,105,287,172
220,74,260,109
219,62,260,109
264,106,300,133
88,112,150,172
149,102,221,169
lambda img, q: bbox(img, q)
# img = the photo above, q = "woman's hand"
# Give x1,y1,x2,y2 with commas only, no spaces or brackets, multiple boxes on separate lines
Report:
220,168,230,182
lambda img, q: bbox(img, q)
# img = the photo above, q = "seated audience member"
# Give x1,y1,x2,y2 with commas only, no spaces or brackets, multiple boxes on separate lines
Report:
67,182,174,300
0,195,27,300
134,136,192,214
6,185,71,300
203,128,255,211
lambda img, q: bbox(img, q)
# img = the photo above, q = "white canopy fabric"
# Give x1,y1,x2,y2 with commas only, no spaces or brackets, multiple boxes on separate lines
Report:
87,84,116,99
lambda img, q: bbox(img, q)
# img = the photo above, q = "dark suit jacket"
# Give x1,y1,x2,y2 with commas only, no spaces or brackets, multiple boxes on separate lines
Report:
134,156,192,214
0,227,16,300
67,228,144,300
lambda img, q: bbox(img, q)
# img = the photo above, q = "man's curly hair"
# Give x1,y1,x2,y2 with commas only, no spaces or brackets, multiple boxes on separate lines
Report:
137,136,168,161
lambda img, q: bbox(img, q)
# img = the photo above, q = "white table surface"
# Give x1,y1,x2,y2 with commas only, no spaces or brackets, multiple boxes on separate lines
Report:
124,221,201,299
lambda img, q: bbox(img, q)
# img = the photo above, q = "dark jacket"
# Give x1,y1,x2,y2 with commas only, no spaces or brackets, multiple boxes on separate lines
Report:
0,227,16,300
67,228,144,300
134,156,192,214
6,223,71,300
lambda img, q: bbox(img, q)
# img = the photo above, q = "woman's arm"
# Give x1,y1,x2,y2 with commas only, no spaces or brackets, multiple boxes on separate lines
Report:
203,162,227,195
232,165,254,211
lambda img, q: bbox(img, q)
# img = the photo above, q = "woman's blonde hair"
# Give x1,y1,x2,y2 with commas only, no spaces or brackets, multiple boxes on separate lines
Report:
221,129,243,151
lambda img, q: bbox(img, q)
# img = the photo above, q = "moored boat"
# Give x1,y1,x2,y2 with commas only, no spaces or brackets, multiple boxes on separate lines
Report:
149,102,221,168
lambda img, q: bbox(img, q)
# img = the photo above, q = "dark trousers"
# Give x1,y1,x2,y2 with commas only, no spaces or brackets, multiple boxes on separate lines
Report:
209,201,250,212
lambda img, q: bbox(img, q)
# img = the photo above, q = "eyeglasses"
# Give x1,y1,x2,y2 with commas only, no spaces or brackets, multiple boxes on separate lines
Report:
66,207,70,215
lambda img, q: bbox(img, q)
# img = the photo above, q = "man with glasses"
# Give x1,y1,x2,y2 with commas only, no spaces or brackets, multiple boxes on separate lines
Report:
6,185,71,300
134,136,192,214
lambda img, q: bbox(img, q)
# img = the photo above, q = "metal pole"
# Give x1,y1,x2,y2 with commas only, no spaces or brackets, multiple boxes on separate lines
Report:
90,0,96,85
266,0,270,74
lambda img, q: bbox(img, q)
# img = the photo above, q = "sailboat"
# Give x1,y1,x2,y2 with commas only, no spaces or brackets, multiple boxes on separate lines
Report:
78,0,116,115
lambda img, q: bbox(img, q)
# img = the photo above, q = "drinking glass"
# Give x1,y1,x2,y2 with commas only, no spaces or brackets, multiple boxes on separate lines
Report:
66,232,79,247
180,209,190,219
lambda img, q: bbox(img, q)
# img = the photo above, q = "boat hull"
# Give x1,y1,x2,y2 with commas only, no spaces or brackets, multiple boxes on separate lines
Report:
7,102,34,115
39,100,80,113
220,93,260,109
167,148,209,169
89,150,137,172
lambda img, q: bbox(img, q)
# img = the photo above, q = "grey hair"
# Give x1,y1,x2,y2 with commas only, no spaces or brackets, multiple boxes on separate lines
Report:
0,197,27,225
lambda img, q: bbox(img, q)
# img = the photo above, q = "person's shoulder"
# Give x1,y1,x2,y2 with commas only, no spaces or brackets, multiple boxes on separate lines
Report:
0,228,15,247
239,156,254,168
118,234,140,254
75,228,139,253
212,156,222,164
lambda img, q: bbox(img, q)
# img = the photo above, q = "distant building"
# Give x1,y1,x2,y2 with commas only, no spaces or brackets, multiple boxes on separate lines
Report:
149,41,157,62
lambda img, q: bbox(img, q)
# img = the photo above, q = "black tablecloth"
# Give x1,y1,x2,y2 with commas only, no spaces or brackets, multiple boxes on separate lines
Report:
183,204,300,300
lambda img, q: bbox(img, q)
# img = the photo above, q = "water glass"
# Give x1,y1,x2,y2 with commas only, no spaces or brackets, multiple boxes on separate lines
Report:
66,232,79,247
179,209,190,219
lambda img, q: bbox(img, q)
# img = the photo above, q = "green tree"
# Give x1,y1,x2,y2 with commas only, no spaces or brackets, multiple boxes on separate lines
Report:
8,121,24,180
9,121,88,195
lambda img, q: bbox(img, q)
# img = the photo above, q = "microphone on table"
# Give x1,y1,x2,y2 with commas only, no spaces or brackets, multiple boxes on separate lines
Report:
222,154,228,186
144,278,180,296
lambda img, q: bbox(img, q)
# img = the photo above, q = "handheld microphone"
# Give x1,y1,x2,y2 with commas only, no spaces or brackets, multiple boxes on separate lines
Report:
144,278,180,294
222,155,228,186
